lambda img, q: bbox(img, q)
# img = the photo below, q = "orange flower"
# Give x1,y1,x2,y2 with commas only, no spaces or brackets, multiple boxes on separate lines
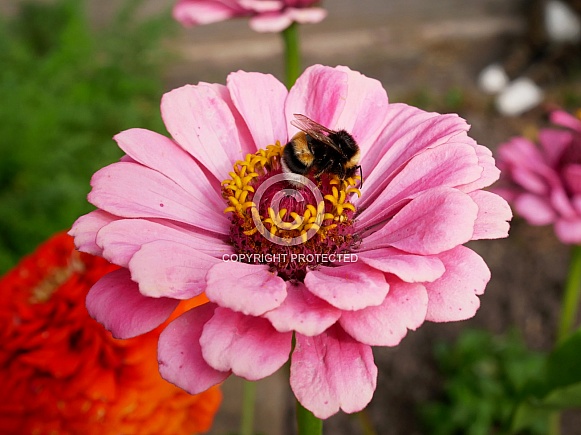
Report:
0,232,221,435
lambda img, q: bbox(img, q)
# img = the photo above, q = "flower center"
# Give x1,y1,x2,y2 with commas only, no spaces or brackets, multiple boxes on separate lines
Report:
222,142,361,281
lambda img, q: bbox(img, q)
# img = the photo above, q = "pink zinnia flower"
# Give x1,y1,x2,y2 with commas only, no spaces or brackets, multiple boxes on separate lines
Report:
70,65,511,418
173,0,327,32
496,109,581,244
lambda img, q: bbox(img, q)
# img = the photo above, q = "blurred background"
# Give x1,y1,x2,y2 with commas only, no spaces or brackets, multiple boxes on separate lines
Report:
1,0,580,433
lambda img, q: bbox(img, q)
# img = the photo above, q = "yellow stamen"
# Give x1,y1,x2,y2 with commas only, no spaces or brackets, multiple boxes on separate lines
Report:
222,142,359,243
347,188,361,197
306,204,318,218
238,190,249,203
304,223,321,232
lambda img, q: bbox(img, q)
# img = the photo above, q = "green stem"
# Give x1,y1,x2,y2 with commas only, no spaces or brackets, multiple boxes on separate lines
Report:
548,412,561,435
296,400,323,435
240,380,256,435
557,245,581,342
550,245,581,435
282,22,301,89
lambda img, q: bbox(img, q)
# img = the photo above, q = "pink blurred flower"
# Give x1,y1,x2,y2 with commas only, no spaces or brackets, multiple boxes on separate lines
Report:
173,0,327,32
70,65,511,419
496,109,581,244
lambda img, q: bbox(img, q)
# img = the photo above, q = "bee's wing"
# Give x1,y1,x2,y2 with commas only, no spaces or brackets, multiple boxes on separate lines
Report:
291,114,334,134
291,114,343,154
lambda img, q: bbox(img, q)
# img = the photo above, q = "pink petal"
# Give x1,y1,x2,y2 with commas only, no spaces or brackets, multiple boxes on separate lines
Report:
340,281,428,346
555,218,581,244
285,65,348,130
357,142,482,228
510,166,550,195
69,210,118,256
285,65,389,153
158,303,230,394
290,325,377,419
249,12,293,32
86,269,179,339
550,185,577,219
161,83,250,181
200,307,292,380
204,82,256,155
550,109,581,133
287,7,327,24
227,71,288,148
493,185,518,204
129,241,220,299
114,128,224,212
564,164,581,195
264,281,341,336
469,190,512,240
538,129,573,166
206,261,287,316
497,138,560,196
97,218,231,267
425,246,490,322
457,143,501,192
356,248,445,283
360,106,471,207
498,137,548,170
240,0,281,13
573,195,581,214
331,66,389,149
361,187,478,255
88,162,229,235
173,0,245,26
514,193,556,225
304,263,389,310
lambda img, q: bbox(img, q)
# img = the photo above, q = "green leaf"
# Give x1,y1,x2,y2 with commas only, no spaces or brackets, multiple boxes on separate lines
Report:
511,401,553,433
510,327,581,431
543,382,581,408
547,326,581,388
420,329,548,435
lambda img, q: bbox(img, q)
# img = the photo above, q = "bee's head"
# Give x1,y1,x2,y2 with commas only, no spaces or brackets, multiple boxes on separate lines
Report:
332,130,359,159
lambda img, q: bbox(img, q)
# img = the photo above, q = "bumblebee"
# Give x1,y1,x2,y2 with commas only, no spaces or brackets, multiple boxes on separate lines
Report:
281,114,362,186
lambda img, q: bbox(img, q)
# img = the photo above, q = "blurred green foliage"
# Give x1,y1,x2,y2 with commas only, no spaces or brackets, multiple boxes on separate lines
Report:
0,0,172,272
419,329,550,435
512,325,581,432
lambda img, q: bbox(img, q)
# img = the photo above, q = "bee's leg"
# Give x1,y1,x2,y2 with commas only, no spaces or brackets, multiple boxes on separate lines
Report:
314,159,334,178
338,165,346,181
